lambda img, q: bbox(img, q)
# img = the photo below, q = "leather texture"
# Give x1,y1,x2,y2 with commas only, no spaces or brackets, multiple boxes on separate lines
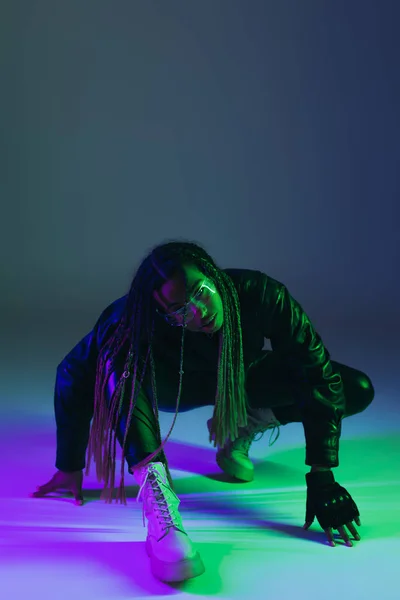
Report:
305,470,361,530
54,268,345,472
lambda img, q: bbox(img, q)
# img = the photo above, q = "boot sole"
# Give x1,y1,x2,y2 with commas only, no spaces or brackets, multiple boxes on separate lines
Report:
216,452,254,482
146,539,205,583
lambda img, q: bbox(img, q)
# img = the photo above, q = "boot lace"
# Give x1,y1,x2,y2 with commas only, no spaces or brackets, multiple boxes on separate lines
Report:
234,423,280,455
137,467,180,529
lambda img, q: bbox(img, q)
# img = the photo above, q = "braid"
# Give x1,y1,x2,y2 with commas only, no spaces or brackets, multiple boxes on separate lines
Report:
85,239,248,504
198,261,249,446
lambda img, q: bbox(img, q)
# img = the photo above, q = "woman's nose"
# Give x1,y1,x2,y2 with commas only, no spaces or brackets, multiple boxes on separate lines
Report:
193,305,208,320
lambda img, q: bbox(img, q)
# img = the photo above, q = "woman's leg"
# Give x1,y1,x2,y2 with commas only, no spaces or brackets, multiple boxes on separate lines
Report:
110,371,205,582
245,351,375,424
115,385,167,472
111,362,217,472
142,360,217,413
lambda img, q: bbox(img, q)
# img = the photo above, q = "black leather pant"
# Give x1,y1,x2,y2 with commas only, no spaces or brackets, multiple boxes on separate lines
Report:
115,351,375,471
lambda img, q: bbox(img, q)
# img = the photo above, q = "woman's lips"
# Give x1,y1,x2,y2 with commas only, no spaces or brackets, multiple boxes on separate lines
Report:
202,314,216,328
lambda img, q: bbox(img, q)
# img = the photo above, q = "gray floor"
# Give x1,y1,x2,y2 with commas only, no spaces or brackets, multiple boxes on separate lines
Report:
1,323,399,599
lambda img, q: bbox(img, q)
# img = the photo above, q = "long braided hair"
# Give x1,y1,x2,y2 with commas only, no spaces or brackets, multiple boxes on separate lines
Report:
85,239,249,504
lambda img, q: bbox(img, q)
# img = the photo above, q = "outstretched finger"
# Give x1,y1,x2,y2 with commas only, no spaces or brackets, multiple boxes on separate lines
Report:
71,484,84,506
30,481,57,497
73,493,84,506
324,528,336,547
338,526,353,547
346,522,361,541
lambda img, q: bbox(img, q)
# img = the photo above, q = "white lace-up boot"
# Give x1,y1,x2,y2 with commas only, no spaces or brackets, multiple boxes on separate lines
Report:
133,462,205,583
207,408,280,482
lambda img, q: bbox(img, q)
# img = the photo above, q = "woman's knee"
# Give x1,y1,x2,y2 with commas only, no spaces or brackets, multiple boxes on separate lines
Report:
359,372,375,409
346,369,375,415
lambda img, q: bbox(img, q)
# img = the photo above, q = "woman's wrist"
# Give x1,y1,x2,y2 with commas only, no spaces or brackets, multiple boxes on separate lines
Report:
310,465,332,472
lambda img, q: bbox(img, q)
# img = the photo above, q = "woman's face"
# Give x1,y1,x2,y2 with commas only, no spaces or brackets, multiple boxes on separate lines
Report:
152,263,224,333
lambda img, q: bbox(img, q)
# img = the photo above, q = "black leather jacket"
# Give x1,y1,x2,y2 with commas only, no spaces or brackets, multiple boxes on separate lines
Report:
54,268,344,472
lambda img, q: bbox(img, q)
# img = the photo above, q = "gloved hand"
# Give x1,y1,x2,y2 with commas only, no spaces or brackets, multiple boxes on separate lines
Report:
304,470,361,547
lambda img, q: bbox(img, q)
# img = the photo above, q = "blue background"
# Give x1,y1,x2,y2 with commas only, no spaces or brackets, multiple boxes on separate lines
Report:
1,1,399,418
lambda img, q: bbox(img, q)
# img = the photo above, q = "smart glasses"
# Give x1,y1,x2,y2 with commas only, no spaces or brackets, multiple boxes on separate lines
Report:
156,281,216,327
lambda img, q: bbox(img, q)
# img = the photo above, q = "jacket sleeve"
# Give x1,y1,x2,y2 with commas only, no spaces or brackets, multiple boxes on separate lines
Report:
54,300,123,472
262,279,345,468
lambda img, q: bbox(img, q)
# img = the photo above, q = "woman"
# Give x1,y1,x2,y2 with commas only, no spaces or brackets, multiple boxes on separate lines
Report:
32,239,375,584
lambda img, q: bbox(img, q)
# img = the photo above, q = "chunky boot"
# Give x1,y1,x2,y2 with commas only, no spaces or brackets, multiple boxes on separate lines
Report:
207,408,280,482
133,462,205,583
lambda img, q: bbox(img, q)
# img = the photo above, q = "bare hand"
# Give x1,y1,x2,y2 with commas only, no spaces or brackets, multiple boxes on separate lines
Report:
30,470,84,506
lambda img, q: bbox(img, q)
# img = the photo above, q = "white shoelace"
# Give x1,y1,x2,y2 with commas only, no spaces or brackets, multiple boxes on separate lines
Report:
137,468,179,529
247,410,281,447
260,424,280,445
235,424,280,454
